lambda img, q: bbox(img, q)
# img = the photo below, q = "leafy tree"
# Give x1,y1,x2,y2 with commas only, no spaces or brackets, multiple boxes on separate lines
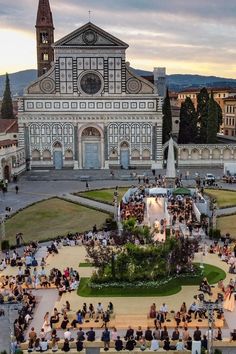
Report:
162,88,172,144
197,87,209,143
178,97,198,144
215,101,223,132
207,92,218,143
1,73,14,119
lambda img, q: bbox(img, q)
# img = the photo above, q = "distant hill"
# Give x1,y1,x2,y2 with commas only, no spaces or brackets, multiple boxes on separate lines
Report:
1,69,236,96
0,70,37,97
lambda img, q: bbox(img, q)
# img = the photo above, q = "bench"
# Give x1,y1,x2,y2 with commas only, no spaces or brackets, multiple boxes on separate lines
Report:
20,339,190,351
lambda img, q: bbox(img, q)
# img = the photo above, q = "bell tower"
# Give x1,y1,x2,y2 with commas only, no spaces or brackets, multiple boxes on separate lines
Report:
35,0,54,77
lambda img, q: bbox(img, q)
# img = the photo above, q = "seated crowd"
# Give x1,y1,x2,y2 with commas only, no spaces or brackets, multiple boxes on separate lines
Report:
17,324,236,352
120,188,146,224
208,240,236,274
0,265,79,297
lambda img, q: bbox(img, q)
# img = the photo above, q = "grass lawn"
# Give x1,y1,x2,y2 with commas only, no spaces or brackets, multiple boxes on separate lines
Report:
78,187,129,205
77,263,226,297
205,189,236,208
5,198,109,245
217,215,236,239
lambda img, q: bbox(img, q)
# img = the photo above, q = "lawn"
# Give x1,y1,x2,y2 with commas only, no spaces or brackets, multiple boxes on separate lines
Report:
217,215,236,239
5,198,109,245
205,188,236,208
78,187,129,205
77,263,226,297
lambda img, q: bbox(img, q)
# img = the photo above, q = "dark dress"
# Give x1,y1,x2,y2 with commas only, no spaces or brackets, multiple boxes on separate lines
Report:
76,340,84,352
126,339,136,351
115,339,123,351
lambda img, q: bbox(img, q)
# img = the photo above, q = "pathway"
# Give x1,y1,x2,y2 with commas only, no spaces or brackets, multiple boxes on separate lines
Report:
60,193,114,213
216,206,236,216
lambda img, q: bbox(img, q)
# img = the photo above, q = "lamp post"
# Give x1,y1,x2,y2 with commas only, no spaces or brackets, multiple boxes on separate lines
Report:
113,191,118,222
200,299,223,354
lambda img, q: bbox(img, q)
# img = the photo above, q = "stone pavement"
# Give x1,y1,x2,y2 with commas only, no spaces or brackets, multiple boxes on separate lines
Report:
61,193,114,213
0,179,132,215
216,206,236,216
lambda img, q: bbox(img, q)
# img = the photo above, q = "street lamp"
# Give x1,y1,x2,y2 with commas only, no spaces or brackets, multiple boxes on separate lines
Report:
199,298,223,354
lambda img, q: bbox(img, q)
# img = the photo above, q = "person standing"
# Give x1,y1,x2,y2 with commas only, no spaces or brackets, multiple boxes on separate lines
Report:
15,185,19,194
102,327,110,350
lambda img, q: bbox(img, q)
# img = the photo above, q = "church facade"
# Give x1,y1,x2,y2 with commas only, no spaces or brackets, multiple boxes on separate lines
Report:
18,1,164,170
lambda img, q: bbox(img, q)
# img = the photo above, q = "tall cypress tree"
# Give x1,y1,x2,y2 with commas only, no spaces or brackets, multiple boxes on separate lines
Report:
197,87,209,143
162,88,172,144
1,73,14,119
178,97,198,144
215,101,223,132
207,92,218,143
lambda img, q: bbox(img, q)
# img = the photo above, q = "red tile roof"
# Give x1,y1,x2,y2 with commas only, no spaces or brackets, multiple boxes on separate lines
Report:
0,119,18,133
0,139,17,148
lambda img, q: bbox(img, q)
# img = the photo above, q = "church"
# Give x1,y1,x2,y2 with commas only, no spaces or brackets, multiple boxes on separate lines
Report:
18,0,164,170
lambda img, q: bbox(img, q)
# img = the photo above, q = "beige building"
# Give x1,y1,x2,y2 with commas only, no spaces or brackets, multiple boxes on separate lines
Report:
223,96,236,136
0,119,26,180
177,87,236,111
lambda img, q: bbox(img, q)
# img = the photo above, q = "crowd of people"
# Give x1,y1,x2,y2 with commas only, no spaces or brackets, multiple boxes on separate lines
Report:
14,324,236,352
167,195,197,236
120,189,145,224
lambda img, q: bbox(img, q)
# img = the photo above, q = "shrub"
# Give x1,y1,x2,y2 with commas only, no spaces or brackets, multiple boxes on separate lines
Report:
214,349,222,354
213,229,221,239
1,240,9,252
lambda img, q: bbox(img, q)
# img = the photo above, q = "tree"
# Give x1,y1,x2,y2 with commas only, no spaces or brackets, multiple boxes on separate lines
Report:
197,87,209,143
162,88,172,144
1,73,14,119
215,101,223,132
178,97,198,144
207,92,218,143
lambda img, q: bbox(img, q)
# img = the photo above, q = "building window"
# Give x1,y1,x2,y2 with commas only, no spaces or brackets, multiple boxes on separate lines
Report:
40,32,49,44
42,53,49,61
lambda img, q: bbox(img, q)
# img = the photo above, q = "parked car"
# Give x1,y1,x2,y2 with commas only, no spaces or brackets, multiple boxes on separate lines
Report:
205,173,216,185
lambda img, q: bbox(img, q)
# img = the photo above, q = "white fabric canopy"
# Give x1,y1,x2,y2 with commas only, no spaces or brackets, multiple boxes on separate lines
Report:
149,187,167,195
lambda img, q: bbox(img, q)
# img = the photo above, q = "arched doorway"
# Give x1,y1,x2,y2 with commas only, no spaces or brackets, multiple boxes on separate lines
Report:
120,142,129,169
53,142,63,170
81,127,101,169
4,165,10,181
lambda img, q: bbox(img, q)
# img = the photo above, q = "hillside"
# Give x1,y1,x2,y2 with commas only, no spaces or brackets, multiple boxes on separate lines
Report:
0,70,37,96
1,69,236,96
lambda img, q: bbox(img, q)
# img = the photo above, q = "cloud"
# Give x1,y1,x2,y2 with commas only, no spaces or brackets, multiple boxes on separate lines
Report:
0,0,236,77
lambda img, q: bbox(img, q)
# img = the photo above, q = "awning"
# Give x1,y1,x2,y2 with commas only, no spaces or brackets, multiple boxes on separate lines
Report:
172,187,191,195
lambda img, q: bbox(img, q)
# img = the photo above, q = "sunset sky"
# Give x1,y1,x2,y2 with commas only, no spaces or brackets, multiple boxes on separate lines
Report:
1,0,236,77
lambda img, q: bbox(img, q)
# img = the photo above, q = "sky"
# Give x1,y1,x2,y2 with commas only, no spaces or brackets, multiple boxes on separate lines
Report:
1,0,236,77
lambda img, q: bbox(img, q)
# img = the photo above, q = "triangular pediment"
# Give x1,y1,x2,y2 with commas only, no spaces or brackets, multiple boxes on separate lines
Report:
54,22,129,48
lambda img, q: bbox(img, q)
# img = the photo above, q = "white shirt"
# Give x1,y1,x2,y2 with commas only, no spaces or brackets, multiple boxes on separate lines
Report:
176,341,185,351
160,304,168,313
150,339,159,351
64,330,71,340
40,341,48,351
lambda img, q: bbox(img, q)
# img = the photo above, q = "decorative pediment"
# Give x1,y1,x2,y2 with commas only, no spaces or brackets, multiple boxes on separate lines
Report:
54,22,129,48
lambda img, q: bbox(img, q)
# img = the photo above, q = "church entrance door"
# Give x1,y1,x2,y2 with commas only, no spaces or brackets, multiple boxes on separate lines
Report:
81,127,102,169
84,143,100,169
4,165,10,181
53,142,63,170
120,142,129,169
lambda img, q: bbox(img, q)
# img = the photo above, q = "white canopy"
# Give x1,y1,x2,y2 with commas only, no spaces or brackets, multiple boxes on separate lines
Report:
149,187,167,195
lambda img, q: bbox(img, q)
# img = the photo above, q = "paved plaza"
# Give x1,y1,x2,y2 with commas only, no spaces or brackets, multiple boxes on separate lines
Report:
0,168,236,352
